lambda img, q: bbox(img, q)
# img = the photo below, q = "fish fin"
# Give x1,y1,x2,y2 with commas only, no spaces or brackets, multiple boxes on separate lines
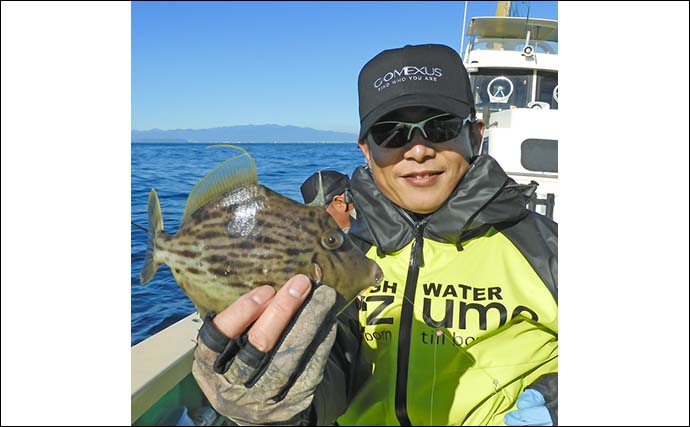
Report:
141,188,164,285
182,144,258,221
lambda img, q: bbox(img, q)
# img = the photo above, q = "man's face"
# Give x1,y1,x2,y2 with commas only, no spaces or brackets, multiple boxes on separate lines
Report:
358,107,482,214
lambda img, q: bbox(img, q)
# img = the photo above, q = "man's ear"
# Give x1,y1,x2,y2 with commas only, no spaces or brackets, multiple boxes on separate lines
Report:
470,119,485,156
331,194,346,209
358,139,371,165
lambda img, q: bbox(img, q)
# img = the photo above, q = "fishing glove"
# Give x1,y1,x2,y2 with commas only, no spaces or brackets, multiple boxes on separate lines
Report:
504,374,558,426
192,283,362,426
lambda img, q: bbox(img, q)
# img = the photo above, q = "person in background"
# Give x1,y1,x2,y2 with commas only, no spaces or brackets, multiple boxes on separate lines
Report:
300,170,355,232
192,44,557,426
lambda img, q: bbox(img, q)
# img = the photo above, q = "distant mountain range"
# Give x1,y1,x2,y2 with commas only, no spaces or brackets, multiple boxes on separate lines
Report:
131,124,357,143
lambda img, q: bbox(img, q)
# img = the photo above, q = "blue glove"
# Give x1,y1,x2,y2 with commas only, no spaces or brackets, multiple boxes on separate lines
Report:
504,389,553,426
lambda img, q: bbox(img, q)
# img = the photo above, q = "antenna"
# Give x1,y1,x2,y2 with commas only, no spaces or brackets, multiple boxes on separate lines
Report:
496,1,511,17
521,29,534,57
460,1,468,60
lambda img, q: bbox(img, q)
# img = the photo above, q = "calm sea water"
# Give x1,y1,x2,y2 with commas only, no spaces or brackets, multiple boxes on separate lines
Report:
131,142,365,346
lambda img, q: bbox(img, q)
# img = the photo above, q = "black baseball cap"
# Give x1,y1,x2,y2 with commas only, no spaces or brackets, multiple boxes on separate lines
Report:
300,171,350,207
357,44,475,140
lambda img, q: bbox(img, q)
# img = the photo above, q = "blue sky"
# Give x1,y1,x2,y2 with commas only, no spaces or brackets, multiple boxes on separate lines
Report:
132,1,557,133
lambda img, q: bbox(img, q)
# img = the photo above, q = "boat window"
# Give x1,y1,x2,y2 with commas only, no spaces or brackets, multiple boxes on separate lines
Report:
521,139,558,173
470,69,533,112
470,37,557,55
536,71,558,110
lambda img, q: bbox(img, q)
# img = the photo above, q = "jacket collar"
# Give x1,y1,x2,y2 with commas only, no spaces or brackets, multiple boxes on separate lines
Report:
348,155,534,254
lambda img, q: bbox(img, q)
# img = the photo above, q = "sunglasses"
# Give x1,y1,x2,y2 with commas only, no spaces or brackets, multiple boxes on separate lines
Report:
367,113,471,148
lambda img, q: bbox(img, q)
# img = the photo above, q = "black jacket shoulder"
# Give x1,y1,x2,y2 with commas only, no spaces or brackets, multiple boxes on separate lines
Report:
497,212,558,302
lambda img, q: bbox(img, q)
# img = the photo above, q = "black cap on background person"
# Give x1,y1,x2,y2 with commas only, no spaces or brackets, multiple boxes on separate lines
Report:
300,171,351,208
300,171,355,231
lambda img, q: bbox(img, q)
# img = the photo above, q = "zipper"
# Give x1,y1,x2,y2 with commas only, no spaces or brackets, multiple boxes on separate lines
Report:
394,221,425,426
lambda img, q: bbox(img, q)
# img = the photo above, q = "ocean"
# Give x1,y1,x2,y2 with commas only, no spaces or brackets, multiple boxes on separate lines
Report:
131,142,366,346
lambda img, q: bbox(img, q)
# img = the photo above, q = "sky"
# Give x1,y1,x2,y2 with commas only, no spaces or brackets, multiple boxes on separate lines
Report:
132,1,557,133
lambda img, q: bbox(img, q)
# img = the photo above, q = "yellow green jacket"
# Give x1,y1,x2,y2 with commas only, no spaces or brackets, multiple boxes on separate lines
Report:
327,156,558,426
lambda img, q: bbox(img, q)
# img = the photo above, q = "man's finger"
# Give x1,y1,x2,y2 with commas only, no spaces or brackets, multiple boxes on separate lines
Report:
248,274,312,352
212,285,276,338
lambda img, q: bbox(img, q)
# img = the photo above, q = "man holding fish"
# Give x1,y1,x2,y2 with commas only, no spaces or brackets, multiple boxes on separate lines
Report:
190,44,558,426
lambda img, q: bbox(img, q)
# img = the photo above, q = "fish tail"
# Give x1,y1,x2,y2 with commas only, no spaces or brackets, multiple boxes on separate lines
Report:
140,188,165,284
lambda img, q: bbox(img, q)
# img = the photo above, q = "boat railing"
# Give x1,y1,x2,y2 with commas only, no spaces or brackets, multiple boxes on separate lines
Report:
131,313,202,424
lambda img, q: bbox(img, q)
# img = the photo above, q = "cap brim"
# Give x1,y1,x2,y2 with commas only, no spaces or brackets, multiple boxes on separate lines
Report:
358,94,473,140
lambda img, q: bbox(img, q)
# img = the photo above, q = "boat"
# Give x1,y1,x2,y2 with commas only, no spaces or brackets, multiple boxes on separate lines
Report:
462,9,559,220
131,312,229,426
131,4,559,425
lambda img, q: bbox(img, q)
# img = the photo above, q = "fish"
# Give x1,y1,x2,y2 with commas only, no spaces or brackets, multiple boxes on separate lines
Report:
140,145,382,317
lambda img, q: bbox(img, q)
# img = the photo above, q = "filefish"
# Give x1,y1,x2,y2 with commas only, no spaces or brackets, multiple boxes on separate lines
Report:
140,145,382,317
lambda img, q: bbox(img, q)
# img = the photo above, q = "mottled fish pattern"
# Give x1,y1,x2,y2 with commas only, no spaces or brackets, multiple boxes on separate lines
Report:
140,146,381,318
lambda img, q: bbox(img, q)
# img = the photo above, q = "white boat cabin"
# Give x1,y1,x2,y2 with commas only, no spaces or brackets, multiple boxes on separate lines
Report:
463,17,558,220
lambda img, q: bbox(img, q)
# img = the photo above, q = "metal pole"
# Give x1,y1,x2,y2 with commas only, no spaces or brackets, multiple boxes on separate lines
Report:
460,1,469,60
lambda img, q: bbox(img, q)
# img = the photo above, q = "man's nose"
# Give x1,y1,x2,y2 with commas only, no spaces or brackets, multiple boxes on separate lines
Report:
405,129,436,162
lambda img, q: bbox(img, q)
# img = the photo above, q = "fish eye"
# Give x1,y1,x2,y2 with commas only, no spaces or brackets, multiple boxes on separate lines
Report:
321,230,344,250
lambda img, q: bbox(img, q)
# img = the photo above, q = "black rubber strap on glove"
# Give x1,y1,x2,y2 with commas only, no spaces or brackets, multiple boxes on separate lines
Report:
198,311,229,353
213,334,248,375
198,312,253,375
236,341,268,370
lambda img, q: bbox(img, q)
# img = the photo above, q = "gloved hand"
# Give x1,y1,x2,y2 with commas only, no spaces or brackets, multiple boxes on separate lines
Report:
192,275,340,426
504,389,553,426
